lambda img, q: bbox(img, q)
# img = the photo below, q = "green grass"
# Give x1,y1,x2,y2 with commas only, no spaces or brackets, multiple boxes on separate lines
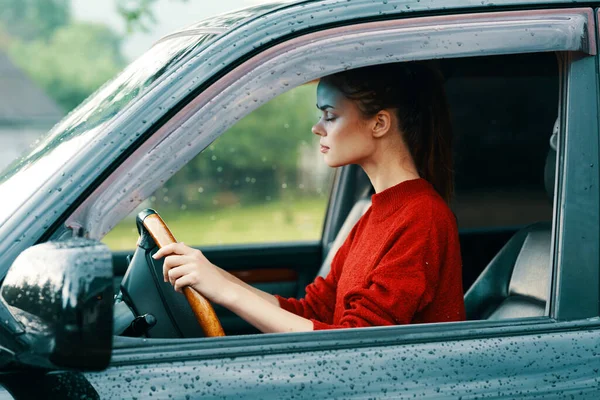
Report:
102,198,329,251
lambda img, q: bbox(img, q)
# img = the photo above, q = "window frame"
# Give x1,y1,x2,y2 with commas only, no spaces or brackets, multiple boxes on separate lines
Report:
549,49,600,320
61,8,599,352
63,7,595,242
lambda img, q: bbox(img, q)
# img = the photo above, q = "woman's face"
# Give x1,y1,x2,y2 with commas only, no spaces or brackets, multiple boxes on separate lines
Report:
312,81,377,168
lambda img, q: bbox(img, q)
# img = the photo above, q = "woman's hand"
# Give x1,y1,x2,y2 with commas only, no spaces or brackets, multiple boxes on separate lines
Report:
152,242,313,333
152,242,231,306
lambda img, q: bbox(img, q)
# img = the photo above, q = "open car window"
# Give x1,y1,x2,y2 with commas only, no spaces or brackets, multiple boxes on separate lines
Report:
56,8,598,346
104,84,335,251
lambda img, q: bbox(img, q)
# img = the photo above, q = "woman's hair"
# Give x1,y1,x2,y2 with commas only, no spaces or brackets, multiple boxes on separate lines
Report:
320,62,454,204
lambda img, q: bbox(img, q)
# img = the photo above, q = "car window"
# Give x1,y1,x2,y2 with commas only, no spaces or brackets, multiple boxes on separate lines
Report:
0,33,215,228
434,52,559,301
103,84,335,250
447,53,557,231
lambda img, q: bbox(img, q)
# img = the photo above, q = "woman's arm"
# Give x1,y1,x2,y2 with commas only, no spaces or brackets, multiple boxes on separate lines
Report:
153,242,313,333
218,267,280,307
226,284,313,333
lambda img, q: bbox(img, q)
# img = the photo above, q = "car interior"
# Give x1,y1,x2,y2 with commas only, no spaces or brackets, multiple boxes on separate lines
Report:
110,51,559,338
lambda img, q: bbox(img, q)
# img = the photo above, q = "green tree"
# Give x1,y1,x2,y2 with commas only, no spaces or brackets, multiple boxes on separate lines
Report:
157,84,321,211
0,0,70,40
117,0,188,33
7,23,125,111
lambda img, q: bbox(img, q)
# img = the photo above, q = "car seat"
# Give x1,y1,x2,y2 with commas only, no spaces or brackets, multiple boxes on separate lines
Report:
316,120,558,321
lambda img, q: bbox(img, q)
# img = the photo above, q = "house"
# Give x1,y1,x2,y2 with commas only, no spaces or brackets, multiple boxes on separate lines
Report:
0,51,64,172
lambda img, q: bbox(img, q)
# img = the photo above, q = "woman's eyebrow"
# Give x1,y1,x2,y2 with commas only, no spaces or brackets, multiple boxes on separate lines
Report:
316,104,334,110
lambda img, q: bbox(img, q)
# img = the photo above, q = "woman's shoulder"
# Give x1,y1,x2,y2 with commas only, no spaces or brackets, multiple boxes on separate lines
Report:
397,186,457,230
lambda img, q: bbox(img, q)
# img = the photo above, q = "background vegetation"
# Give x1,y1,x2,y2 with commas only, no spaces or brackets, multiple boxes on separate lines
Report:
0,0,332,250
0,0,125,111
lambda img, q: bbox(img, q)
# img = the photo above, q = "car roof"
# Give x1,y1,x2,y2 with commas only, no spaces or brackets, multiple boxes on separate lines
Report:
160,0,591,42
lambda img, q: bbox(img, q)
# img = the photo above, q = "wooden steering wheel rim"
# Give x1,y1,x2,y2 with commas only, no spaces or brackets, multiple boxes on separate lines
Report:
141,212,225,337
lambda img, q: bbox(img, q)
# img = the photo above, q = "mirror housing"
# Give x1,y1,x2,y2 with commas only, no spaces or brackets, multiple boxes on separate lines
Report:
0,238,113,370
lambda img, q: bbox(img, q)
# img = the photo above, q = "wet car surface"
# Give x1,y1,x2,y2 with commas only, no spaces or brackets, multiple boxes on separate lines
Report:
0,0,599,398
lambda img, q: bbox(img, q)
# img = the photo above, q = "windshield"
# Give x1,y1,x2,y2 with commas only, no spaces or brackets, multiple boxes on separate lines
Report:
0,33,215,228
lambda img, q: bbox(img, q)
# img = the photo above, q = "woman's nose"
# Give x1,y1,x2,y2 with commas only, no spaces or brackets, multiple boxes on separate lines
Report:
312,122,325,137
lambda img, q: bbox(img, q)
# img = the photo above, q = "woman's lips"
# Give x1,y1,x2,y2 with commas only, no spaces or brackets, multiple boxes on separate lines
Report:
320,145,330,153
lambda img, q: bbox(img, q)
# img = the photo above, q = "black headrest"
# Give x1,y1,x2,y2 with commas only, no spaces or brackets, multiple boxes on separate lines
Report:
544,118,558,202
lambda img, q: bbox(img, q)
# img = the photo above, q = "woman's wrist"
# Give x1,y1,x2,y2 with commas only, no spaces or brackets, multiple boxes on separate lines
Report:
212,273,242,308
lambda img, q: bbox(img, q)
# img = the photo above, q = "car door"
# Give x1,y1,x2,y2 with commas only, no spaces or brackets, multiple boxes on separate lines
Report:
71,5,598,399
1,3,598,399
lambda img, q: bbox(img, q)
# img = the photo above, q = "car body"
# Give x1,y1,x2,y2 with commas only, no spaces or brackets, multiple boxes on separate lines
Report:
0,0,599,398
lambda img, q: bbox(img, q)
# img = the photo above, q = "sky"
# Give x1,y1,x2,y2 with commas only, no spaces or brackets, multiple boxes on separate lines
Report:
72,0,281,60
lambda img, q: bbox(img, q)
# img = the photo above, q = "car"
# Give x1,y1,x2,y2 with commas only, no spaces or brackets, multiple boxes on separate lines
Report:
0,0,599,398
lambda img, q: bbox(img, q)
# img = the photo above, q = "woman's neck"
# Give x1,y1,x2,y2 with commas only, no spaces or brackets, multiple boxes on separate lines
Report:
359,143,420,193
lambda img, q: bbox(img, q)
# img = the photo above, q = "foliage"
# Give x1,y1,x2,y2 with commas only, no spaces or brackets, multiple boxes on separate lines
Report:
1,0,327,221
117,0,188,33
7,22,125,111
0,0,70,40
154,84,322,211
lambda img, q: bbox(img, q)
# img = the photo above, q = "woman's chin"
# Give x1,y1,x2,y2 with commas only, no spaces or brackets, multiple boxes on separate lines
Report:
324,158,344,168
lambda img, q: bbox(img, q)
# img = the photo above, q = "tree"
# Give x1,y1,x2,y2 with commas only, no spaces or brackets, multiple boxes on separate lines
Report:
7,23,125,111
156,84,321,211
117,0,188,33
0,0,70,41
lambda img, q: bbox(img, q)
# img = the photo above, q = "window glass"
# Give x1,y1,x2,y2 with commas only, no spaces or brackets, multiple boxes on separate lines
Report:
104,84,334,250
0,34,213,227
446,53,558,229
440,53,559,295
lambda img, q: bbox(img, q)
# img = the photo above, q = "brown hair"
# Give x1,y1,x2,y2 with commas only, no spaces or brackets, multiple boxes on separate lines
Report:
320,62,454,204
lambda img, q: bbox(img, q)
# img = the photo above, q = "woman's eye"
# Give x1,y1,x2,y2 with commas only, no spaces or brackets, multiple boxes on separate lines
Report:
325,115,336,122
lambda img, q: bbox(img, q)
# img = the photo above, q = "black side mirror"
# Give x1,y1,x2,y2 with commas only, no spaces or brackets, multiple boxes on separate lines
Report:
0,238,113,370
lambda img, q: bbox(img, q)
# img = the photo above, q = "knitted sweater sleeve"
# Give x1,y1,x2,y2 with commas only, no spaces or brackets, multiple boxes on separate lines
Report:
312,202,445,330
274,219,361,324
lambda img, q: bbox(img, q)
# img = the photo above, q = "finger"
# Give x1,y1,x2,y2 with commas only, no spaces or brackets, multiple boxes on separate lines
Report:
167,264,196,287
173,274,197,294
152,242,188,259
162,255,192,282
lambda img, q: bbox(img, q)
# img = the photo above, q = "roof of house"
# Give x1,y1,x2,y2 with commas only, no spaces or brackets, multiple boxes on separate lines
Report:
0,50,64,127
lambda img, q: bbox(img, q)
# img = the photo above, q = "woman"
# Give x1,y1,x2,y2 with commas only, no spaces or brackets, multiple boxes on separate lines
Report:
153,62,466,333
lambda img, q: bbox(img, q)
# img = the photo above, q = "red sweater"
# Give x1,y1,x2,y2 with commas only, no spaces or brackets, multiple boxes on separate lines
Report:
276,178,465,330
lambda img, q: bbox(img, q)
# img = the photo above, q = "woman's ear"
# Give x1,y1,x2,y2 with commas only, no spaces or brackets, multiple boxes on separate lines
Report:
372,110,393,138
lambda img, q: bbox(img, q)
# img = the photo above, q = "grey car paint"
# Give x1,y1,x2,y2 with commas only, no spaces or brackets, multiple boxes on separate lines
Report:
0,0,599,398
89,318,600,399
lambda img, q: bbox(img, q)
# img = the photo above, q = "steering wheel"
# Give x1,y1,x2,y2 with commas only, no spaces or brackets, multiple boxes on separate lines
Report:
114,209,225,338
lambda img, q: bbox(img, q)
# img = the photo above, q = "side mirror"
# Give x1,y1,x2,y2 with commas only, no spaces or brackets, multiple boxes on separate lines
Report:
0,238,113,370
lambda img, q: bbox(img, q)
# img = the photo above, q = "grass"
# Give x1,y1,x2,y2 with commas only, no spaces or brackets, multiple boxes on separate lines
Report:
102,197,329,251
